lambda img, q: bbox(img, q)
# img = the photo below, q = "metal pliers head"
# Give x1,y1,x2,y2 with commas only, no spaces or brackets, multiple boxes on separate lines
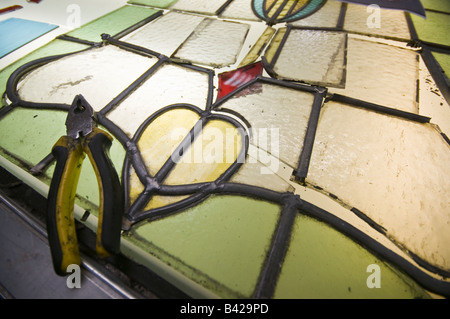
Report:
47,95,123,276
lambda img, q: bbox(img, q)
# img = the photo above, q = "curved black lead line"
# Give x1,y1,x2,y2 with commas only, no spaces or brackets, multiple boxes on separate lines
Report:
4,47,95,109
298,200,450,298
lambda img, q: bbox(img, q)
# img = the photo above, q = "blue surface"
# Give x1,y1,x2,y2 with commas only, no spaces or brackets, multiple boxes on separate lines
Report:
0,18,58,58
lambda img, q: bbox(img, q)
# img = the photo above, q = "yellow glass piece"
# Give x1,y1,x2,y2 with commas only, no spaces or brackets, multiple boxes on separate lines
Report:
278,0,308,20
265,0,277,12
165,119,243,185
137,108,200,176
267,0,284,18
128,165,144,208
129,109,243,211
264,27,287,64
239,26,275,67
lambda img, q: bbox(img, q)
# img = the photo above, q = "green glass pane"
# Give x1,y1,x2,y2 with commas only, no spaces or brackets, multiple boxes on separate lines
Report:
433,51,450,80
411,11,450,46
127,0,178,8
66,5,160,42
275,214,430,298
125,195,281,298
0,108,66,167
420,0,450,13
0,39,88,102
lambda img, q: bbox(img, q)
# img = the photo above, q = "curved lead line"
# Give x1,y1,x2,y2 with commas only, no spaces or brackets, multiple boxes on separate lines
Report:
252,0,326,25
129,178,450,298
4,52,84,112
281,0,327,23
298,199,450,298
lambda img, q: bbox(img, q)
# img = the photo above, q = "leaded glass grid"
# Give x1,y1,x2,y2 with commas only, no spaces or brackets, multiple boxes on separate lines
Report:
0,0,449,298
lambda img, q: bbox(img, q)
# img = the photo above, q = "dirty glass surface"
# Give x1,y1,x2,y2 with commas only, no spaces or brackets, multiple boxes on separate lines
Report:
1,0,449,299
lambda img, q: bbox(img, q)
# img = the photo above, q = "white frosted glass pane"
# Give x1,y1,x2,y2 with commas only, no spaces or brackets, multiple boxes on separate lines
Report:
344,4,411,39
272,30,346,87
122,12,204,56
307,101,450,270
174,19,250,68
290,0,342,28
171,0,229,15
217,82,315,168
220,0,261,21
107,63,209,136
17,46,157,111
329,38,419,113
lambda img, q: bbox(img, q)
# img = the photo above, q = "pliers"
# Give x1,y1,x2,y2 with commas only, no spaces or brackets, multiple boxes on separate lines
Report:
47,95,123,276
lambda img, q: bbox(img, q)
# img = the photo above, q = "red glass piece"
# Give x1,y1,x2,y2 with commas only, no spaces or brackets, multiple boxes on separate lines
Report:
217,62,263,100
0,5,23,15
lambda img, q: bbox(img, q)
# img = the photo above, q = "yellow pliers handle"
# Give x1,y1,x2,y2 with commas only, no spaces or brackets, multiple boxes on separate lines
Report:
47,127,123,276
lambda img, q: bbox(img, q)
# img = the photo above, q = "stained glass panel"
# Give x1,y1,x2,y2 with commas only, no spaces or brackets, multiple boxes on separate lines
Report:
0,0,449,300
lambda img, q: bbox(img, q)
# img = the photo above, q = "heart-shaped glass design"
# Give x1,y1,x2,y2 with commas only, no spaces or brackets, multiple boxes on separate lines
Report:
124,104,248,223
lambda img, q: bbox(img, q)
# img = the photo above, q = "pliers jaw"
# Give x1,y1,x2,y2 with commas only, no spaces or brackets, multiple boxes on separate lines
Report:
65,95,95,139
47,95,123,276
